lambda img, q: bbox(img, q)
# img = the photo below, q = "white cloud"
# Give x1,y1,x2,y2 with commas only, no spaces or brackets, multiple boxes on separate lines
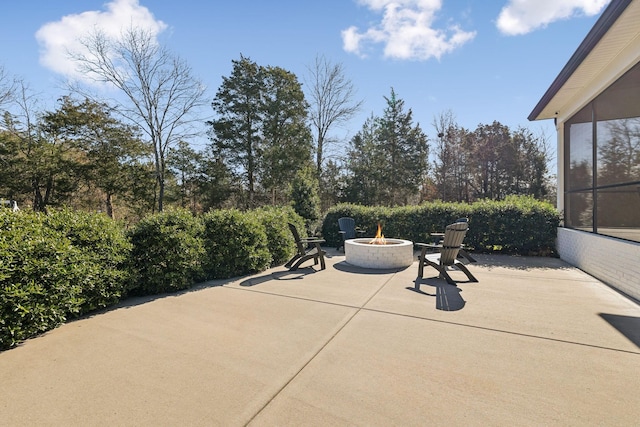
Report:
342,0,476,60
35,0,167,82
496,0,610,35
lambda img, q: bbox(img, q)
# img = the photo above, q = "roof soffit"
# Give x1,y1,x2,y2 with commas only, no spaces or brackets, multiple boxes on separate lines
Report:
530,0,640,121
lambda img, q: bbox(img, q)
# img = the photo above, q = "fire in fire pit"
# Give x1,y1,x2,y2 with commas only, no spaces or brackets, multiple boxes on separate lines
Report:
369,223,386,245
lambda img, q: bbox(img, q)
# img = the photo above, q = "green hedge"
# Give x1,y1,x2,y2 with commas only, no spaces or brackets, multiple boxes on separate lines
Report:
43,209,132,312
252,206,306,266
127,208,206,295
1,207,306,350
202,209,272,279
321,196,559,255
0,209,130,350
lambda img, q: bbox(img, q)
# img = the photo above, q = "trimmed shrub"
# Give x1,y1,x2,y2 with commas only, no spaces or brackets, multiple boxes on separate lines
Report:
252,206,306,266
1,211,80,349
464,196,559,254
43,209,131,313
128,209,205,295
0,209,131,350
202,209,271,279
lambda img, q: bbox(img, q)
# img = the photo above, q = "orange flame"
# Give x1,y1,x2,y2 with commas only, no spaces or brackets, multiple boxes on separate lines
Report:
369,223,386,245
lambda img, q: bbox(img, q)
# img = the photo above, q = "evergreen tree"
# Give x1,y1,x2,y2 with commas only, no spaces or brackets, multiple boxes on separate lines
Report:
260,65,313,204
197,149,236,211
2,85,84,212
41,96,150,218
376,88,429,205
289,166,320,231
343,115,384,205
168,140,203,212
209,56,313,208
209,55,264,207
319,159,346,210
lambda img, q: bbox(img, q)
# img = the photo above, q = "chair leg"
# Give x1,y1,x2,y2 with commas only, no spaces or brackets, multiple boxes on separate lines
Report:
436,268,456,285
289,245,327,271
424,259,456,285
459,249,477,263
455,262,478,282
290,254,314,270
417,249,475,285
417,247,427,278
285,254,302,268
318,249,326,270
313,243,326,270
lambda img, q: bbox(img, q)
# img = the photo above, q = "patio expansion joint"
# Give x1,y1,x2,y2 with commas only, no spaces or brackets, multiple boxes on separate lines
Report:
363,307,640,356
227,285,640,357
241,272,397,426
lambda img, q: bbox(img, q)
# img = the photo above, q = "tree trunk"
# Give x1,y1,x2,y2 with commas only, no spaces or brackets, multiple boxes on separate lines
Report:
158,179,165,212
105,193,114,219
32,178,45,212
316,135,323,178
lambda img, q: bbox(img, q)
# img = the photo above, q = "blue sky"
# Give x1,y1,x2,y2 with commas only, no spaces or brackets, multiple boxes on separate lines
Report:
1,0,610,155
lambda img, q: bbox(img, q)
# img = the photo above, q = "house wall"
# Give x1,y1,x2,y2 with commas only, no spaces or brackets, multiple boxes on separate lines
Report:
553,23,640,304
536,1,640,304
557,228,640,301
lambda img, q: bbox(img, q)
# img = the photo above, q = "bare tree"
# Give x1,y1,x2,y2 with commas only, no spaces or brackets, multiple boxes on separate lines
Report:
432,110,457,201
305,55,362,176
0,65,17,109
69,26,207,211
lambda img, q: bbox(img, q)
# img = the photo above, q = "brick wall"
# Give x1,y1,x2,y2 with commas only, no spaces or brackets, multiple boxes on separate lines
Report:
557,228,640,301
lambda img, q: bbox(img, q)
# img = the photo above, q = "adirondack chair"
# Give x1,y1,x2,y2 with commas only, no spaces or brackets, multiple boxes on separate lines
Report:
429,217,476,263
337,217,366,251
285,223,326,271
415,221,478,285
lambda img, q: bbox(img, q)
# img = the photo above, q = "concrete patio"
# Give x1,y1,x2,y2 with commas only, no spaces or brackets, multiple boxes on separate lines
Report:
1,251,639,426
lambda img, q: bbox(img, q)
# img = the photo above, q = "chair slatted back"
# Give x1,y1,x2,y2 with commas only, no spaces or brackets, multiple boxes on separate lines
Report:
288,223,306,255
439,222,468,266
338,217,357,240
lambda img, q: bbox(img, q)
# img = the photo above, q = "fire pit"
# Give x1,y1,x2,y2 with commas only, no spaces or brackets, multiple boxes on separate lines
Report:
344,224,414,269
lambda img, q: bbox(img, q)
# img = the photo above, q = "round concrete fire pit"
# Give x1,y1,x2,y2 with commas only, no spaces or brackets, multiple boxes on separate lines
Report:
344,238,414,269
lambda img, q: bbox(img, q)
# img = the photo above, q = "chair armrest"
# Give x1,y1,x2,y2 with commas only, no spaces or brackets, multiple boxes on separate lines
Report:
415,242,440,249
302,238,325,244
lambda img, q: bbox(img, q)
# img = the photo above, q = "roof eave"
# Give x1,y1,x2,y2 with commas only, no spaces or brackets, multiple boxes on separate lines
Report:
528,0,633,122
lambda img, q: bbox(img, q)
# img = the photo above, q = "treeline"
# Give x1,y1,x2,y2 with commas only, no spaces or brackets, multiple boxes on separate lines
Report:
1,40,554,222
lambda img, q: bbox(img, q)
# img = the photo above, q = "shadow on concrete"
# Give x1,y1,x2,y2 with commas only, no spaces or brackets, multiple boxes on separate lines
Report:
238,268,320,287
62,276,237,324
408,278,466,311
600,313,640,348
332,261,409,275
